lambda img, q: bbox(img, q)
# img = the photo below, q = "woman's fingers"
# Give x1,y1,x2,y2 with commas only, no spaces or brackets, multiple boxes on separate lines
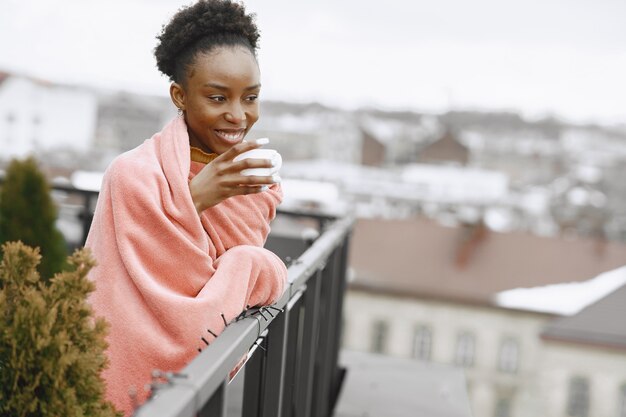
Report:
224,157,274,174
216,139,264,163
235,184,268,196
193,139,277,206
217,174,278,199
221,183,268,198
223,174,278,187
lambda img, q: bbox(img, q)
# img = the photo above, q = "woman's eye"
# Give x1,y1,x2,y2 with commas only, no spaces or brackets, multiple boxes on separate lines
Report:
208,96,226,102
246,95,259,102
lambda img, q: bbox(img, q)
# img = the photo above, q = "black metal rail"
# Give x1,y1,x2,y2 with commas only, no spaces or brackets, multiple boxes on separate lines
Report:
0,177,354,416
133,214,354,417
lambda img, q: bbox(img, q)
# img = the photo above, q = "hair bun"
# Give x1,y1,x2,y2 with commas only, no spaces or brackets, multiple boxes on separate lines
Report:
155,0,259,81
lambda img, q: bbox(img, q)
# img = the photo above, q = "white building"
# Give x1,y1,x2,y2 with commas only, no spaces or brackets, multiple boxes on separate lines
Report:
0,71,97,159
342,216,626,417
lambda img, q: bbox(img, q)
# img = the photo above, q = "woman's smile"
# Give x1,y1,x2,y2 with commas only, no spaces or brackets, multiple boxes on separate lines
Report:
213,128,246,144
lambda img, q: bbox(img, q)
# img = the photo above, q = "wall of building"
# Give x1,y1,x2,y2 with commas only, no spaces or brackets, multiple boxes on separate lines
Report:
540,342,626,417
342,289,626,417
0,76,97,159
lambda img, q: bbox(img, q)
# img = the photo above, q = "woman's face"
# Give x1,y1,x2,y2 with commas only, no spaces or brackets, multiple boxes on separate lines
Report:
172,46,261,154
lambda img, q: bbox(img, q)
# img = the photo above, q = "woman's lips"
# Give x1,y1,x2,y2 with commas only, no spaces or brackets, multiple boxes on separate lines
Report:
214,129,245,143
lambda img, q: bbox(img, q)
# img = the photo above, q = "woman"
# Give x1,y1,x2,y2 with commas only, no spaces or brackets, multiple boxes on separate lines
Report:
86,1,287,414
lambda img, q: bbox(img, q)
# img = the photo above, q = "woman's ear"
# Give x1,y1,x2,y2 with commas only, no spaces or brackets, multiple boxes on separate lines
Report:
170,82,186,111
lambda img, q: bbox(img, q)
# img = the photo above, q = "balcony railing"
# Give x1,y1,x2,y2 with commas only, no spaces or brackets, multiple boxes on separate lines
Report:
1,178,355,417
134,213,354,417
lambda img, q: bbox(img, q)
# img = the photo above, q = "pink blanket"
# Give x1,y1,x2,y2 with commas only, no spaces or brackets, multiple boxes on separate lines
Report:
86,116,287,415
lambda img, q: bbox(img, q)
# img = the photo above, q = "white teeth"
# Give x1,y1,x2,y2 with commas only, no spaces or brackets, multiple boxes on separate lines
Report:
216,130,243,141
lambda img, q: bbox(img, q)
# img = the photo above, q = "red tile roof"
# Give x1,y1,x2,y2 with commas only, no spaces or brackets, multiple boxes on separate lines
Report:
349,217,626,305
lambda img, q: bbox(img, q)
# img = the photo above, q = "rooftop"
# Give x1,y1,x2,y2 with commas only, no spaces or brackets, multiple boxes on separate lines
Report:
542,281,626,350
349,216,626,307
495,266,626,315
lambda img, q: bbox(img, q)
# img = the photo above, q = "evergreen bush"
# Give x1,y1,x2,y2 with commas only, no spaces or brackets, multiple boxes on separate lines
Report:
0,241,120,417
0,157,67,281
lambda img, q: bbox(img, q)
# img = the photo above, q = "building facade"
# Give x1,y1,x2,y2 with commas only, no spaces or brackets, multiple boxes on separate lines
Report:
343,289,626,417
0,72,97,160
342,216,626,417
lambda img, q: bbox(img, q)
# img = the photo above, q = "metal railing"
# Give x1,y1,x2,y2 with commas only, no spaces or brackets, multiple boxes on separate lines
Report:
133,213,354,417
3,178,355,417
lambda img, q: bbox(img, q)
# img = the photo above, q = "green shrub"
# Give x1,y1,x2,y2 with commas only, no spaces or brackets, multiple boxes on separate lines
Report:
0,241,120,417
0,157,67,281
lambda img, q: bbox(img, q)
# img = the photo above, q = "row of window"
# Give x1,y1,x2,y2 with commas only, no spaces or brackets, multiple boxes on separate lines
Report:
363,321,626,417
369,321,519,373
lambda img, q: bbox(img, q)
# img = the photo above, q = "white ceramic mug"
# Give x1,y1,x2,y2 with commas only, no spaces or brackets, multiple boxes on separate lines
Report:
234,148,282,177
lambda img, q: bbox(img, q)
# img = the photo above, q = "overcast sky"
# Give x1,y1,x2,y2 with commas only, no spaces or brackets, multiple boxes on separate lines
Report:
2,0,626,124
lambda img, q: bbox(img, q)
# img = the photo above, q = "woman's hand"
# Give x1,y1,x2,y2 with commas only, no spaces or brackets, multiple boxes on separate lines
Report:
189,141,278,214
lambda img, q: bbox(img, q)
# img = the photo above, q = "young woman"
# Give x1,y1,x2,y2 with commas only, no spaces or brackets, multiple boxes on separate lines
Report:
86,1,287,414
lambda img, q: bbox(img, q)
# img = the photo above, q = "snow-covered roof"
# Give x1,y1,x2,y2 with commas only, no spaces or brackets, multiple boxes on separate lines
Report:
494,266,626,315
350,216,626,307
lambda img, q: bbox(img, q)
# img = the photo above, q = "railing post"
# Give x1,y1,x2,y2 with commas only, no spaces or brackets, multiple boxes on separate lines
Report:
312,248,341,417
295,270,322,417
260,306,289,417
329,240,350,408
242,341,266,417
199,379,228,417
280,291,305,417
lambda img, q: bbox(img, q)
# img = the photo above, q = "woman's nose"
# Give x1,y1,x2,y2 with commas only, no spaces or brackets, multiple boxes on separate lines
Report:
225,103,245,123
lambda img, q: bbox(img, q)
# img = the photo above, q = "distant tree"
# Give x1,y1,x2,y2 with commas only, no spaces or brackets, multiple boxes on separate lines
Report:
0,241,120,417
0,157,67,280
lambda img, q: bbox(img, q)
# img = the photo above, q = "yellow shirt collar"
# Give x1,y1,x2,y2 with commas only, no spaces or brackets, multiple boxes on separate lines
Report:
190,147,218,164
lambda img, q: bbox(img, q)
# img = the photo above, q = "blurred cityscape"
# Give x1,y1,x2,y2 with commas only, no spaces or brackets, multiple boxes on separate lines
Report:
2,69,626,417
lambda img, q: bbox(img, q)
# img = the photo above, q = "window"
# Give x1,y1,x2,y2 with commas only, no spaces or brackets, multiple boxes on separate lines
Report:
454,331,475,367
412,325,432,361
370,320,388,354
494,397,512,417
497,338,519,373
567,376,590,417
619,384,626,417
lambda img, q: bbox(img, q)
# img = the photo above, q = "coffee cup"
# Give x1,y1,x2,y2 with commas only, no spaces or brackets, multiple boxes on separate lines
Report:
234,148,282,177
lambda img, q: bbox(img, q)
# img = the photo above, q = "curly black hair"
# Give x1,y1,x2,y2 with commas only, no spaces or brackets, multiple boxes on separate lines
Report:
154,0,260,83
